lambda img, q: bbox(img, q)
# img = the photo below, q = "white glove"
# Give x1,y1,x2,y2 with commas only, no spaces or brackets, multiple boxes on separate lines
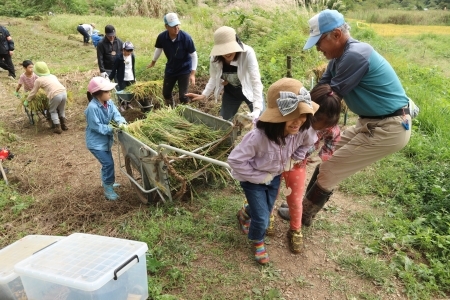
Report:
119,123,128,130
101,72,108,78
248,108,261,120
283,158,296,171
261,173,273,185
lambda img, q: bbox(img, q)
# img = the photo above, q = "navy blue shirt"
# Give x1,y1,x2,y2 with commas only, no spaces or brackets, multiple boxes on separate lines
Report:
155,30,196,77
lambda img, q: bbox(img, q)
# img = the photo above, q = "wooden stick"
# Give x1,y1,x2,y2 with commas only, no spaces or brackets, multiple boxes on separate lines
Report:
0,160,8,185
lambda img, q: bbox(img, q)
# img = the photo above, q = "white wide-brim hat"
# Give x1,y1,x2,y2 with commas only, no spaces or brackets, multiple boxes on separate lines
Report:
210,26,244,56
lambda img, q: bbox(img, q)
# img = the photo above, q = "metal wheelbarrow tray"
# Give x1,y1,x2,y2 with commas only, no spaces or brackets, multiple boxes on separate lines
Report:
115,89,153,113
116,106,238,204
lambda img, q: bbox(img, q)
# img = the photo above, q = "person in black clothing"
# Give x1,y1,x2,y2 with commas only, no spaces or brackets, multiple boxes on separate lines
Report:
109,41,135,111
97,25,123,80
0,25,16,79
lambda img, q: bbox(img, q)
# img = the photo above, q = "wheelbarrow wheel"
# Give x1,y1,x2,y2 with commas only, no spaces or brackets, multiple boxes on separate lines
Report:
124,154,156,204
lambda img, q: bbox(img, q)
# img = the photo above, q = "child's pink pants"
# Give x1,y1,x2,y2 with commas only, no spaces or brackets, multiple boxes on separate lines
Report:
283,163,307,231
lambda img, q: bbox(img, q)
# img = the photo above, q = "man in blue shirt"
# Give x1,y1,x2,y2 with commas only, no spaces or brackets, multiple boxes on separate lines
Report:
280,10,412,227
147,13,198,106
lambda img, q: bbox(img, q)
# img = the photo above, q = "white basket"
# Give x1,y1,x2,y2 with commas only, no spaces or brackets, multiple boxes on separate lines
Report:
14,233,149,300
0,235,64,300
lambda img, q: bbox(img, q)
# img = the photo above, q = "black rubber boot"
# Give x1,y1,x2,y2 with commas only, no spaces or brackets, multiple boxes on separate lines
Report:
60,117,68,131
306,163,320,194
302,182,333,227
53,124,62,134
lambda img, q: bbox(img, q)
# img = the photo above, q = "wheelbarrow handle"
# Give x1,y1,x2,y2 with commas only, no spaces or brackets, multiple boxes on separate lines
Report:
157,144,231,170
24,106,34,125
0,160,8,185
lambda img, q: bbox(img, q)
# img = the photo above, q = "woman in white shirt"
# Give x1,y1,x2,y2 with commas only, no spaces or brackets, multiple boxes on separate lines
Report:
186,26,264,121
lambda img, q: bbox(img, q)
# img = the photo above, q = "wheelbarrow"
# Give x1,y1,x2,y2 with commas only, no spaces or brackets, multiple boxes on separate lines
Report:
24,106,50,125
17,93,49,125
114,89,153,113
116,106,238,204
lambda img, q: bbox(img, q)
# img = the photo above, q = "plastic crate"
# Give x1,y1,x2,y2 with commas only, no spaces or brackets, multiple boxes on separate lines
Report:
14,233,148,300
0,235,64,300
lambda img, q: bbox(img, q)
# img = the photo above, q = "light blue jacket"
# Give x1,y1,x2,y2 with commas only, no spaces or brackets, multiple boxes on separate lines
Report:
85,99,126,151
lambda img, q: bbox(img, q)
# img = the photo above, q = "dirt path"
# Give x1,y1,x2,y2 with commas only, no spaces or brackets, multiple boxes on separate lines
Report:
0,20,407,300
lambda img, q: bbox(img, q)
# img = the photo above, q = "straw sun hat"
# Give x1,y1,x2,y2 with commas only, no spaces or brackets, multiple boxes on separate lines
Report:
259,78,319,123
210,26,244,56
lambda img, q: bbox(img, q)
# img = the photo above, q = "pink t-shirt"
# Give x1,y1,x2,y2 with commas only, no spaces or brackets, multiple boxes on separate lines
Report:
19,73,38,92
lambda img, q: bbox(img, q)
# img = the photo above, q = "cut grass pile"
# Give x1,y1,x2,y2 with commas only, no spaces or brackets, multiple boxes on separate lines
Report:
126,106,234,193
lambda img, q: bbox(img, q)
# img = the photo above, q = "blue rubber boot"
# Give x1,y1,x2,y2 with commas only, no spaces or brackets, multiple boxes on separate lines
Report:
101,182,121,188
103,184,119,201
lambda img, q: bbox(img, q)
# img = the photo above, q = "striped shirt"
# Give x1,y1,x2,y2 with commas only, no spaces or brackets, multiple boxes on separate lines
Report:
18,73,38,92
306,125,341,161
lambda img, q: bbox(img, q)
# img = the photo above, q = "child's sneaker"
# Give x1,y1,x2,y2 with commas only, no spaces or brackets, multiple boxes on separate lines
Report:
265,213,275,236
287,229,303,254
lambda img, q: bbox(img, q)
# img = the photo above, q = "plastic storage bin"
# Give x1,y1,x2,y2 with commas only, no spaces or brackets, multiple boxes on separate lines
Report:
0,235,65,300
14,233,149,300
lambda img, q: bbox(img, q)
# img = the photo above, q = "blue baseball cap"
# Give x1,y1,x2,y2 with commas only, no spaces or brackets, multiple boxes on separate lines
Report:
303,9,345,50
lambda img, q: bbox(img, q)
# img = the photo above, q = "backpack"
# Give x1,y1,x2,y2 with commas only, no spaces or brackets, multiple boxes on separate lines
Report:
91,33,103,48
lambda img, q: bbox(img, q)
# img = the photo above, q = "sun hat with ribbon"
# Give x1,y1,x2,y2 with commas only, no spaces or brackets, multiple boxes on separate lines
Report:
259,78,319,123
210,26,244,57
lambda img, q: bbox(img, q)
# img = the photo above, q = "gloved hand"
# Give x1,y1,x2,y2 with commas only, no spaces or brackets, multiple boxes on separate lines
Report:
23,100,28,107
247,108,261,120
283,158,297,171
14,91,20,98
119,123,128,130
100,72,108,79
261,173,273,185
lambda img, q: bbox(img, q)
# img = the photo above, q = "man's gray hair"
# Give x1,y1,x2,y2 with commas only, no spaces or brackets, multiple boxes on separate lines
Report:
336,23,351,36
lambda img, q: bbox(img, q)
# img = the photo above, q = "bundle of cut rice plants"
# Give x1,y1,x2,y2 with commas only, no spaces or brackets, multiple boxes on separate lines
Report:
125,81,163,100
125,106,234,199
28,90,49,113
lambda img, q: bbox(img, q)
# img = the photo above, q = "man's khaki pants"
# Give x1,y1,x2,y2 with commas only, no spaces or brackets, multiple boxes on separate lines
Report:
318,115,412,191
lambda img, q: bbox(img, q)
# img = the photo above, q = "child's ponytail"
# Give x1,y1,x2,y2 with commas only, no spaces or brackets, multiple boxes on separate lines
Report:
87,91,93,103
310,84,342,127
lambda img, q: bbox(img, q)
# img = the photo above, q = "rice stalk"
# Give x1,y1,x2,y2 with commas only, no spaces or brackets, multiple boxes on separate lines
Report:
124,106,234,199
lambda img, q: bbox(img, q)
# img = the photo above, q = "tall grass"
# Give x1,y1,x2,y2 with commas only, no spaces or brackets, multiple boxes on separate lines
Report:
340,24,450,298
347,9,450,25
